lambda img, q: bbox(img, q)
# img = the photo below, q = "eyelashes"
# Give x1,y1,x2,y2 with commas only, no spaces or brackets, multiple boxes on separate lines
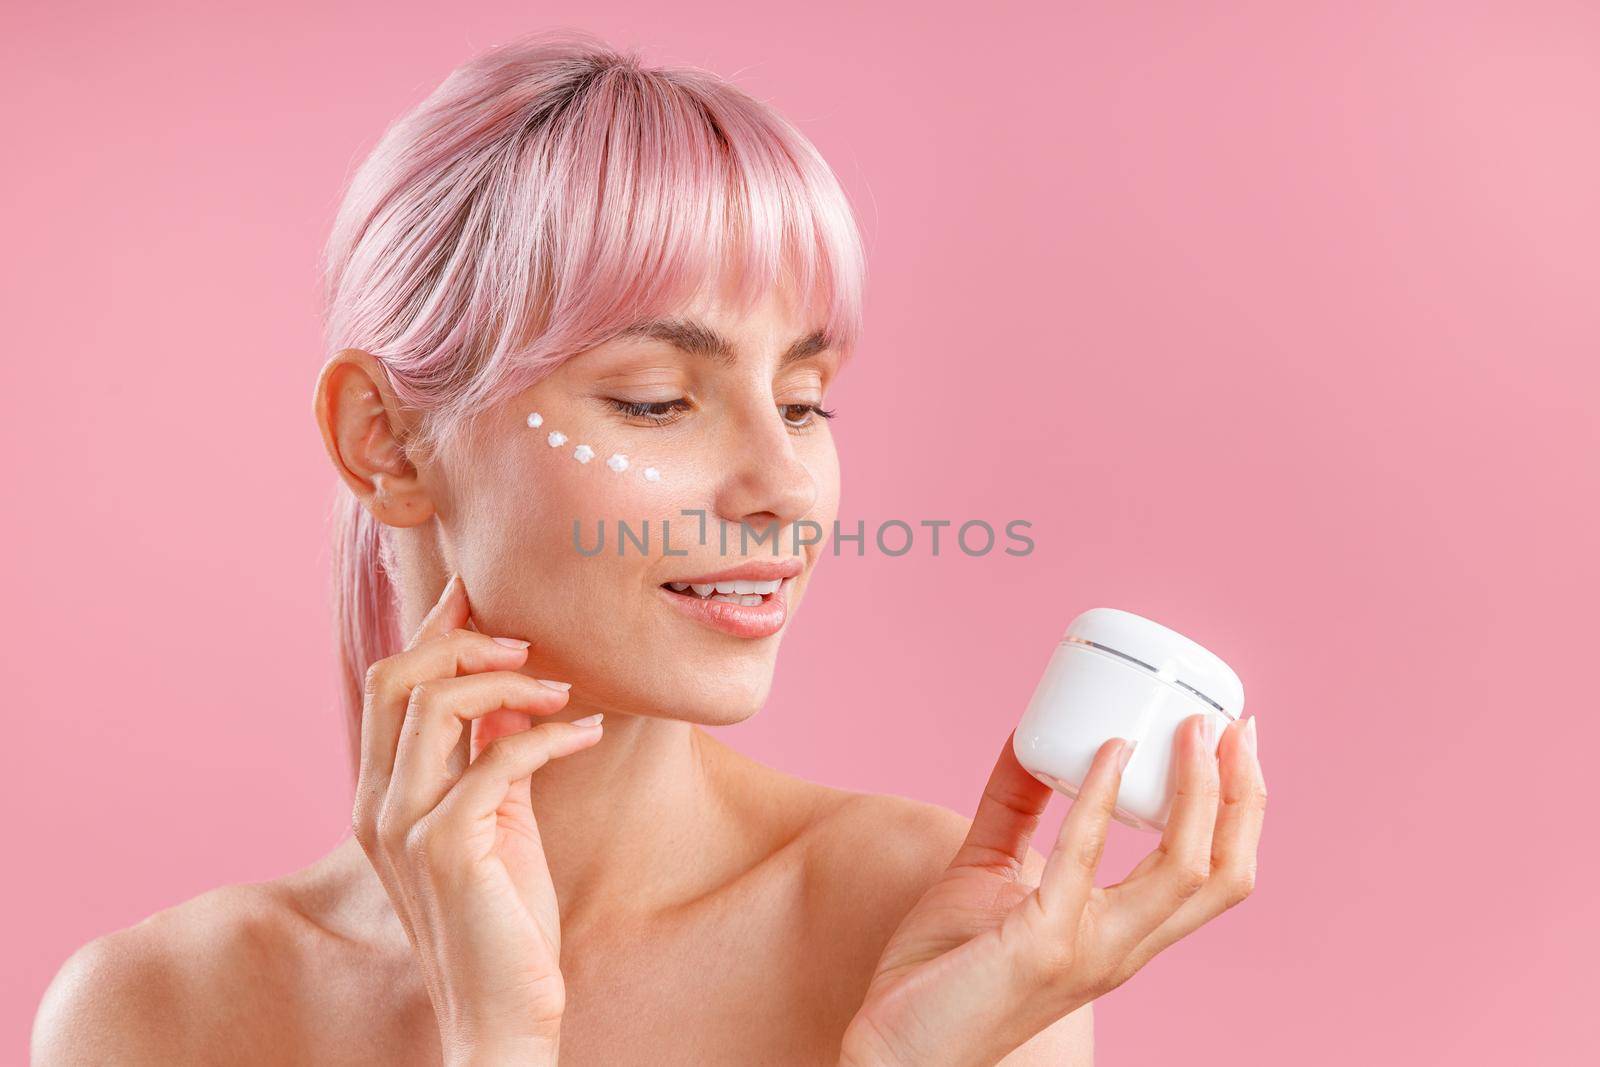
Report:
608,398,693,422
788,403,837,426
606,398,837,430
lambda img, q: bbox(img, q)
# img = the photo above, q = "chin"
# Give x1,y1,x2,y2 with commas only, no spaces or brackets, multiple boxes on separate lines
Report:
647,656,778,726
551,622,781,724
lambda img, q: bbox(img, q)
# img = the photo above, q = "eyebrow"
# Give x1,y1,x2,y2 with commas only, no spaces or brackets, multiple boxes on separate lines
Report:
615,317,832,368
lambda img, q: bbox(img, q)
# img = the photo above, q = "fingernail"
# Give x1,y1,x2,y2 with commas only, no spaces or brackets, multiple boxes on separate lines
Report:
1116,738,1136,772
536,678,572,691
1201,715,1223,752
492,636,530,649
1243,715,1258,756
439,572,460,602
572,713,604,728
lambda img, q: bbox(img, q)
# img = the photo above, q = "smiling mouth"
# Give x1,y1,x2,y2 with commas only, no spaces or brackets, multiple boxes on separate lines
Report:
659,579,784,606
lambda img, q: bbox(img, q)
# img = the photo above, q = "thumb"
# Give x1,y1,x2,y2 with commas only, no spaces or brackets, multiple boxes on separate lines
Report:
950,730,1055,872
471,709,537,761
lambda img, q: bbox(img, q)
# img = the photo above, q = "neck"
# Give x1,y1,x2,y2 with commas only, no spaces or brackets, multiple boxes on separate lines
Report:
381,553,748,936
520,712,730,932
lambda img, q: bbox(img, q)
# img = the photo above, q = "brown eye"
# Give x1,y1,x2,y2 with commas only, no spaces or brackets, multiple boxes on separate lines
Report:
780,403,837,429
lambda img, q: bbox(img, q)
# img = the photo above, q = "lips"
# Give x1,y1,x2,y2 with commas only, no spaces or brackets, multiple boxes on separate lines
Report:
661,558,803,586
656,558,802,638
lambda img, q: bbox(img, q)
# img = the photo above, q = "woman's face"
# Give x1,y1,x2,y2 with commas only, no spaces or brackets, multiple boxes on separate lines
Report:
431,281,842,724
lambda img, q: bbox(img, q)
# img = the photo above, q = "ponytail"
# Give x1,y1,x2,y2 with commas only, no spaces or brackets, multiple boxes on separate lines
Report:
330,487,401,784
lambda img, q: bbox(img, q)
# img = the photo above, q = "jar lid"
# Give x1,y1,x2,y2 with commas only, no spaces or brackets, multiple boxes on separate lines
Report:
1063,607,1245,718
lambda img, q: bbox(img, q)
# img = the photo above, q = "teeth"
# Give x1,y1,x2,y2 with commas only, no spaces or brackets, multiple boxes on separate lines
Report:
667,578,783,600
734,579,781,595
696,579,784,595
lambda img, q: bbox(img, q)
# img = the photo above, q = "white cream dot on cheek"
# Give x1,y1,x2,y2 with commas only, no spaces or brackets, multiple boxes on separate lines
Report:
531,415,662,481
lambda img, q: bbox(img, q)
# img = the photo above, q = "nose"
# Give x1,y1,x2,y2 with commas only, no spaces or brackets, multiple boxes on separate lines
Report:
712,410,818,538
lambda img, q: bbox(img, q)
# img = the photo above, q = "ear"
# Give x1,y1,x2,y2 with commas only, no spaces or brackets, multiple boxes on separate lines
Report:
312,349,435,527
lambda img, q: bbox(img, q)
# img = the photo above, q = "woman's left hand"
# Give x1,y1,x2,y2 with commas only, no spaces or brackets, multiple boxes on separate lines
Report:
839,712,1265,1067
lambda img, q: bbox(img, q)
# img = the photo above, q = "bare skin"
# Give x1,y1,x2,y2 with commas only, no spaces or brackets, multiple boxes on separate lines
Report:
34,732,1033,1065
33,276,1041,1066
32,274,1263,1065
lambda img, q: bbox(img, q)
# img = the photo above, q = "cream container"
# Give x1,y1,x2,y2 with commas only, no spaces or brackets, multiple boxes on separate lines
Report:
1013,607,1244,832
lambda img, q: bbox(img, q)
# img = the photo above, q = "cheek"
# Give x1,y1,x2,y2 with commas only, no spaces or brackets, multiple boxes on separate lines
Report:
803,438,841,524
507,416,701,565
481,412,838,572
453,440,657,643
534,434,683,524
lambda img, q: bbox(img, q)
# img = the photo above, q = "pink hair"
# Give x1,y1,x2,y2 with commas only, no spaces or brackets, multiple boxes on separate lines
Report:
318,28,868,780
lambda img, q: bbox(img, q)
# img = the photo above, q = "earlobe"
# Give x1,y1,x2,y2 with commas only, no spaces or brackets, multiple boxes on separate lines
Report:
312,349,435,527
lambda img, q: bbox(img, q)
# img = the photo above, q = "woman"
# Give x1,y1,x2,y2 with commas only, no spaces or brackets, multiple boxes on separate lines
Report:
33,29,1265,1066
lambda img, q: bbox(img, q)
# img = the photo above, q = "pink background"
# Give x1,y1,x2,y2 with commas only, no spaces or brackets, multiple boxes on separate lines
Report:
5,2,1597,1062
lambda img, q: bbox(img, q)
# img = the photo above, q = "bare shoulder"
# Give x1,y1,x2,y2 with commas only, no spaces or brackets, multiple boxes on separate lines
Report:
31,875,336,1065
803,789,1054,915
801,792,1093,1065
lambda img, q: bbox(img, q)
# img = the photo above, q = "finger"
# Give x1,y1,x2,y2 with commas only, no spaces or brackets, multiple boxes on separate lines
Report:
354,626,533,832
950,730,1057,874
1034,736,1133,926
478,711,539,852
474,709,537,760
385,672,573,827
356,574,470,809
406,571,467,651
1201,713,1265,913
1102,713,1222,947
430,719,605,827
1120,714,1266,969
471,683,573,760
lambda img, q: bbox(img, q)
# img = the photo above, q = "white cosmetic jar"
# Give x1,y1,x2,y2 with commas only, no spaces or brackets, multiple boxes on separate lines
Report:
1012,607,1244,833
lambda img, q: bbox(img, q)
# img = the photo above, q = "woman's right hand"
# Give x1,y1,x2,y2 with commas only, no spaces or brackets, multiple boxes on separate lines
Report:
351,571,604,1066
